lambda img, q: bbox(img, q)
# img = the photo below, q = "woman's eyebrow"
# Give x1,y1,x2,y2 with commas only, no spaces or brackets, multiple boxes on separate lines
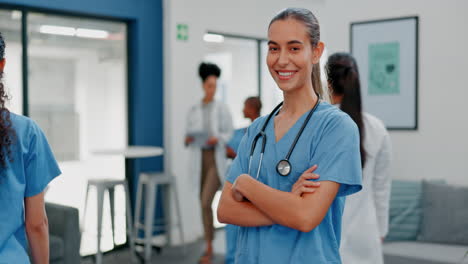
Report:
287,40,303,45
267,40,304,45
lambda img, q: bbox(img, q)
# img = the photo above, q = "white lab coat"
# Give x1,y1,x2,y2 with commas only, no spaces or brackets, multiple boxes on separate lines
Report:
340,112,392,264
185,100,233,192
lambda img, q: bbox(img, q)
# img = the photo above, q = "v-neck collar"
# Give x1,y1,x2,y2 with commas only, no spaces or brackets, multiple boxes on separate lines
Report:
270,102,320,144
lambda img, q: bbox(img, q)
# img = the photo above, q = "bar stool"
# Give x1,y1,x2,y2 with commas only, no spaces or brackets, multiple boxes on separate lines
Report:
132,172,185,262
82,179,135,264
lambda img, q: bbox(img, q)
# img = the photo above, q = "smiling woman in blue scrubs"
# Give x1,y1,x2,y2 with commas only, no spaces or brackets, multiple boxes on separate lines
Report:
0,32,61,263
217,8,362,263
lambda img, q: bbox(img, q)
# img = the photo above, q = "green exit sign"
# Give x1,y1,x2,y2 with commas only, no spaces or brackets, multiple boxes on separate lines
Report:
177,24,188,41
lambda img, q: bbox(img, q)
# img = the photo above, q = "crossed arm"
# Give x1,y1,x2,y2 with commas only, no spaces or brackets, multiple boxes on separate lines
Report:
217,166,340,232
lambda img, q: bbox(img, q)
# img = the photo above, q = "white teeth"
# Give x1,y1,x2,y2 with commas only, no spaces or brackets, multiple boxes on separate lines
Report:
278,72,294,76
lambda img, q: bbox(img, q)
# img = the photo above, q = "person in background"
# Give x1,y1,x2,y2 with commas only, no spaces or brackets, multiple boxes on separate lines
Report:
226,96,262,159
225,96,262,264
326,52,392,264
185,62,233,264
0,32,61,263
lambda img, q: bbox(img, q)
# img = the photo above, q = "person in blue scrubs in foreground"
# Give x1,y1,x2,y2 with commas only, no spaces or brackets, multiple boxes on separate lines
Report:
225,96,262,264
217,8,362,264
0,32,61,263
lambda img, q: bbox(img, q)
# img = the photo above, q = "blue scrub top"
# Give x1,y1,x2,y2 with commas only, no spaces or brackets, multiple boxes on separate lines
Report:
227,128,246,153
0,113,61,263
227,102,362,264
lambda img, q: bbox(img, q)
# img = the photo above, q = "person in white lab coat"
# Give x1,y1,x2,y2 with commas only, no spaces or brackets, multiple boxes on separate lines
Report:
326,52,392,264
185,62,233,264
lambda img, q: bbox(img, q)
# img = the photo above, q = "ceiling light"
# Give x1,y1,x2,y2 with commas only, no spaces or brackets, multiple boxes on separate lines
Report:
76,28,109,39
203,33,224,43
39,25,75,36
11,11,21,20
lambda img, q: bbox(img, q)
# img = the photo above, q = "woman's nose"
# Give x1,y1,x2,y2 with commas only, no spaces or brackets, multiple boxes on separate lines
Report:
277,50,289,67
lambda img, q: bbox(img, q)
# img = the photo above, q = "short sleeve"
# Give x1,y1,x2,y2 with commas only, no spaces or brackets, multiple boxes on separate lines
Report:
226,126,253,184
312,115,362,196
24,121,61,197
227,128,245,153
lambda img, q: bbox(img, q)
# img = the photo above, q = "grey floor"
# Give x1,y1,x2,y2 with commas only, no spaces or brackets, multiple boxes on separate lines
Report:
81,229,226,264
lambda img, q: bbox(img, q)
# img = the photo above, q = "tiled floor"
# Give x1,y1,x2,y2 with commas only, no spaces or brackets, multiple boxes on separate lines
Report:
81,229,227,264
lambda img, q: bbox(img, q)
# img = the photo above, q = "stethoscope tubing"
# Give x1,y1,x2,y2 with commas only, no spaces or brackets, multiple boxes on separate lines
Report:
284,99,320,161
248,98,320,177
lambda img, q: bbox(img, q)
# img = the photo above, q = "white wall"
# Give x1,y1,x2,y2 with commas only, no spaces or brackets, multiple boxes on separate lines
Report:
164,0,468,244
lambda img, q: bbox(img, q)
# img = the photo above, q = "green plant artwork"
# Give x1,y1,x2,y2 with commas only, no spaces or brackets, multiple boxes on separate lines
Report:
368,41,400,95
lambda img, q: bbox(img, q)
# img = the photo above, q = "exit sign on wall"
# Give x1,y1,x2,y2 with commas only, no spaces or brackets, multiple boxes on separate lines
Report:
177,24,188,41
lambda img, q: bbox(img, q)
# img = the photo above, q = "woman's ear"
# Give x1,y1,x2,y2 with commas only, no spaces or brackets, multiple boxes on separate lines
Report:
311,42,325,64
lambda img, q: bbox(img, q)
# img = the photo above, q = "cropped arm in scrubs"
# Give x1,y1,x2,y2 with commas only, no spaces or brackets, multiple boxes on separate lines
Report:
24,121,61,197
25,121,61,263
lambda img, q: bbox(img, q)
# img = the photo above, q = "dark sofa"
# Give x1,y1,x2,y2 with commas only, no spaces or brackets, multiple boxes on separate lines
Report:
44,203,81,264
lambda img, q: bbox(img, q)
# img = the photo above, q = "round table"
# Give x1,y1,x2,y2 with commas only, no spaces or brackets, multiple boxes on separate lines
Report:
93,146,164,159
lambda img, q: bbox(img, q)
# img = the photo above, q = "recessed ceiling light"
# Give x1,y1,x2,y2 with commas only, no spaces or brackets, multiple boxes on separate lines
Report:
203,33,224,43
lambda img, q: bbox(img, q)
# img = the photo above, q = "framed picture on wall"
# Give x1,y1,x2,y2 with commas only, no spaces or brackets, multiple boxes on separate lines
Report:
351,16,418,130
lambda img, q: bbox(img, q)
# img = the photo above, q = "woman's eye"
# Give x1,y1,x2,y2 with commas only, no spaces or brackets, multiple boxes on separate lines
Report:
269,47,278,51
291,47,300,51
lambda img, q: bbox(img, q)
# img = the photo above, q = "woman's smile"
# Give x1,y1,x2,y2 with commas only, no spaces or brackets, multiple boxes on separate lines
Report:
276,70,298,81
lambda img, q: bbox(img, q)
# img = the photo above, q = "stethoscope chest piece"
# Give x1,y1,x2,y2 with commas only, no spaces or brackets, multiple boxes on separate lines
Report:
248,97,320,179
276,159,291,176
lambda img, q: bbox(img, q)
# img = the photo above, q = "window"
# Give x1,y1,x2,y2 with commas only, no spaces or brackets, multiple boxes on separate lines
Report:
0,9,23,113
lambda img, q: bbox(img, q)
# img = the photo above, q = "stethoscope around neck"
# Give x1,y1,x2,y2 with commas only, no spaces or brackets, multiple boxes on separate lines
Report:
248,98,321,179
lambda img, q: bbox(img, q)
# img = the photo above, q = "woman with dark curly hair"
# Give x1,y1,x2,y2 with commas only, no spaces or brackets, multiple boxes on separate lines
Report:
0,33,13,169
0,32,61,263
185,62,233,263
